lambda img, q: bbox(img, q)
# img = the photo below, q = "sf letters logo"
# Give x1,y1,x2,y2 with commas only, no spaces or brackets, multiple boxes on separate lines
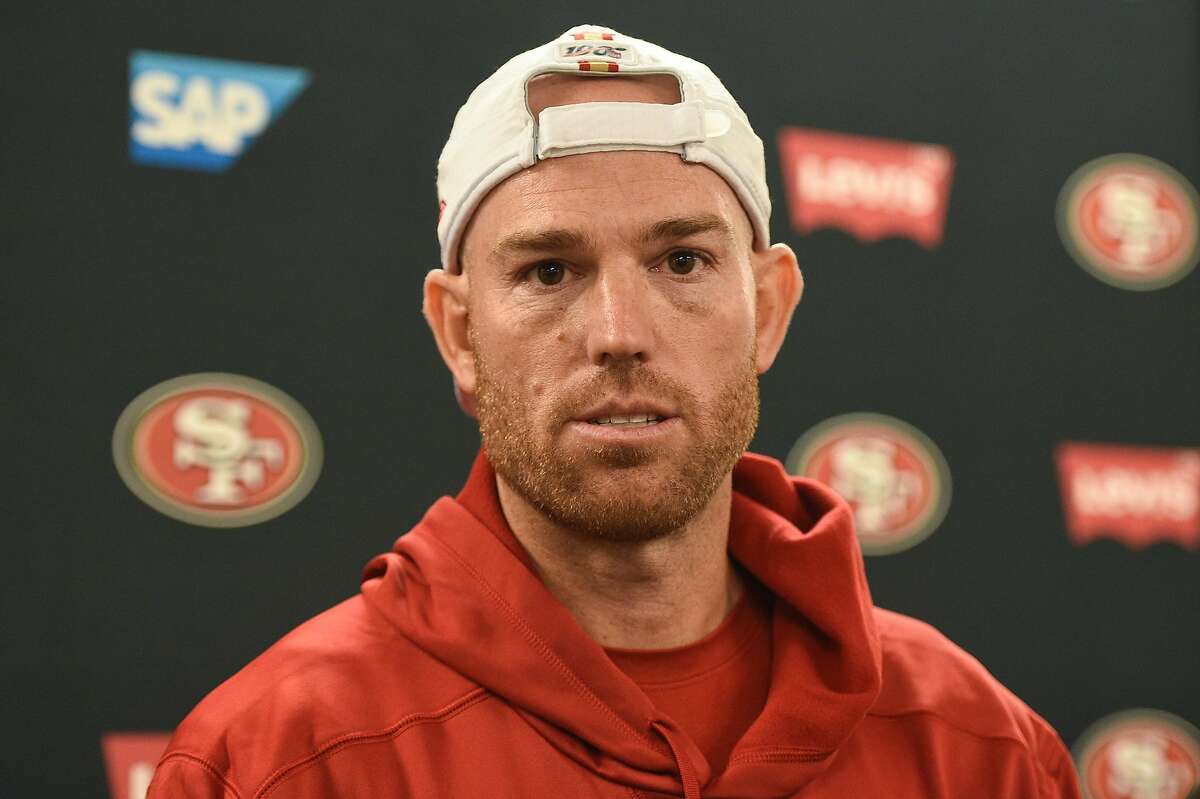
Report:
173,397,284,504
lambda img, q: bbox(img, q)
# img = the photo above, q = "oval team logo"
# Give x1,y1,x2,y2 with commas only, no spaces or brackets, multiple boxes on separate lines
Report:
1057,154,1200,291
786,413,951,555
113,373,323,527
1074,709,1200,799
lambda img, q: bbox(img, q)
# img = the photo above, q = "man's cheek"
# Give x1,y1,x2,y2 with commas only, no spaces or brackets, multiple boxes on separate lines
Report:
664,294,711,317
501,288,575,327
682,320,753,367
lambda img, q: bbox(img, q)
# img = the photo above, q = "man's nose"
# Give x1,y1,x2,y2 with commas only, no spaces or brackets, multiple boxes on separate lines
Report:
584,264,655,367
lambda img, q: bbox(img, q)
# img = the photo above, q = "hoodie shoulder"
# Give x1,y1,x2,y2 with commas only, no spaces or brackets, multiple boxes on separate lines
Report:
733,452,845,529
869,607,1076,792
154,594,482,796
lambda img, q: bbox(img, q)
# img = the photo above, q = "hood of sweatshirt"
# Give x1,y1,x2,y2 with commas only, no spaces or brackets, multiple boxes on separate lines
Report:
361,451,882,798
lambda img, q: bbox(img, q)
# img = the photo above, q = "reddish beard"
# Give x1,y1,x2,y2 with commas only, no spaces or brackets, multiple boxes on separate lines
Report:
473,337,760,542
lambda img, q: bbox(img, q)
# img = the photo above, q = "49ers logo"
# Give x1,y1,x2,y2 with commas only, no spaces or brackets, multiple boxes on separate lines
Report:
113,373,323,527
787,413,951,555
1057,154,1199,291
1074,709,1200,799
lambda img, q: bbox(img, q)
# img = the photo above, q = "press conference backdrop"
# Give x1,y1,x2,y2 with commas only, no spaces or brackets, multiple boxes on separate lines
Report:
4,1,1198,796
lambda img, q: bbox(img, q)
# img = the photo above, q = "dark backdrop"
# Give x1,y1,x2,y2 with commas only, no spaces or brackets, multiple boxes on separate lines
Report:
3,0,1197,794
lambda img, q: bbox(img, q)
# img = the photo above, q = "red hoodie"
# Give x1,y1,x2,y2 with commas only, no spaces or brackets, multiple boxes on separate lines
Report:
148,452,1081,798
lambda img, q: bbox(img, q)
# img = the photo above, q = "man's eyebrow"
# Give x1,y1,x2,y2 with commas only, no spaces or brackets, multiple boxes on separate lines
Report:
494,228,594,257
639,214,736,245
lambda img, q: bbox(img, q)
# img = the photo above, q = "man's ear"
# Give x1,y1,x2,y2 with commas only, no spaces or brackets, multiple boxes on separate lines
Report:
752,243,804,374
423,268,478,414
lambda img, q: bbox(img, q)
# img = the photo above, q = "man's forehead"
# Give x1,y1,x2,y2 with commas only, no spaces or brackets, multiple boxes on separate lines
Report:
462,151,754,266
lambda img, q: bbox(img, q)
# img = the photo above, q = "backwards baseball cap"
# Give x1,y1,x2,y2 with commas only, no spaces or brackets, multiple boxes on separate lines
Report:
435,24,771,273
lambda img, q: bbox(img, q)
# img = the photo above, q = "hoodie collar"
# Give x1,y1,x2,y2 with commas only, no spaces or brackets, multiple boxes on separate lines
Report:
361,451,882,798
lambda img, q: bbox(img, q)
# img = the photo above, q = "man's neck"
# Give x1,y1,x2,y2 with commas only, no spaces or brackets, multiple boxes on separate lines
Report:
494,473,743,650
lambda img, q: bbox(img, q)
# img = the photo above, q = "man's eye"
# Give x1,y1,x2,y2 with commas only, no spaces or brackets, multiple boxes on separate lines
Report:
534,262,565,285
667,251,702,275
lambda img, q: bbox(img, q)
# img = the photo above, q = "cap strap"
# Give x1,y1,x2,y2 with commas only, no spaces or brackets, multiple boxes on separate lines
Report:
536,100,706,159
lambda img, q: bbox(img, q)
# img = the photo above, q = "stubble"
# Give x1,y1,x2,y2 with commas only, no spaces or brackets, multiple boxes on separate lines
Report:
473,333,759,542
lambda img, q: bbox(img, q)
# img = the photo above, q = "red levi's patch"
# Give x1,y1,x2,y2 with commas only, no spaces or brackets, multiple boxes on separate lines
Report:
1055,442,1200,550
777,127,955,249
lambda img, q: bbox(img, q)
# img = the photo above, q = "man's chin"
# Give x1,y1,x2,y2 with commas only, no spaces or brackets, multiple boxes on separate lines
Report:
548,455,717,539
538,484,699,543
579,442,659,470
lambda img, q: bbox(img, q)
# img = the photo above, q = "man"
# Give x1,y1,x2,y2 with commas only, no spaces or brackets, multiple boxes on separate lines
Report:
149,26,1082,798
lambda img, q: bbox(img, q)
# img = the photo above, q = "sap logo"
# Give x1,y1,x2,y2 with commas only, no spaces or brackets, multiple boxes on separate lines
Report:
129,50,310,172
132,74,269,155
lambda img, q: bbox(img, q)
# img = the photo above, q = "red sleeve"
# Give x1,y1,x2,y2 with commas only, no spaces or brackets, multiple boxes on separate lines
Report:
1033,717,1083,799
147,754,244,799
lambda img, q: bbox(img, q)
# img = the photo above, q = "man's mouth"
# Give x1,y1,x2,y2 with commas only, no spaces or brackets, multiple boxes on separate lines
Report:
587,414,666,428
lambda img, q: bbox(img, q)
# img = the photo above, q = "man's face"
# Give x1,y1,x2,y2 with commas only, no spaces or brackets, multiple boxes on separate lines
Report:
444,76,778,542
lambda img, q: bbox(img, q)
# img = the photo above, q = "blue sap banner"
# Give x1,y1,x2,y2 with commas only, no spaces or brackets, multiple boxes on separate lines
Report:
128,50,310,172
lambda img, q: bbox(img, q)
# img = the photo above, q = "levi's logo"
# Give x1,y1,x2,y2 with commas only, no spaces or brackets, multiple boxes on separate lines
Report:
101,732,171,799
128,50,310,172
777,127,956,248
1055,442,1200,550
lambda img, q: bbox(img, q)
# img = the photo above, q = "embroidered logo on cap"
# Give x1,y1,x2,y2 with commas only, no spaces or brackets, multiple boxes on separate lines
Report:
1073,709,1200,799
101,732,171,799
777,127,956,249
556,31,638,70
787,413,952,555
1057,154,1199,291
113,373,323,528
1055,443,1200,550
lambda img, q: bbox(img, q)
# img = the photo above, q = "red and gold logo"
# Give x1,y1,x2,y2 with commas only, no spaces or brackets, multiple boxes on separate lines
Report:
101,732,171,799
777,127,956,249
1074,709,1200,799
113,373,323,528
787,413,951,555
1057,154,1199,290
556,30,637,71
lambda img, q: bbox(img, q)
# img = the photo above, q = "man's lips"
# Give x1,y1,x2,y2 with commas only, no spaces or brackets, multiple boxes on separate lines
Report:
571,398,677,425
565,416,683,441
563,397,683,443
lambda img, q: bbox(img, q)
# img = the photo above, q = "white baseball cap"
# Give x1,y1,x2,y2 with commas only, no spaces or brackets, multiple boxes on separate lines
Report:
435,24,772,273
